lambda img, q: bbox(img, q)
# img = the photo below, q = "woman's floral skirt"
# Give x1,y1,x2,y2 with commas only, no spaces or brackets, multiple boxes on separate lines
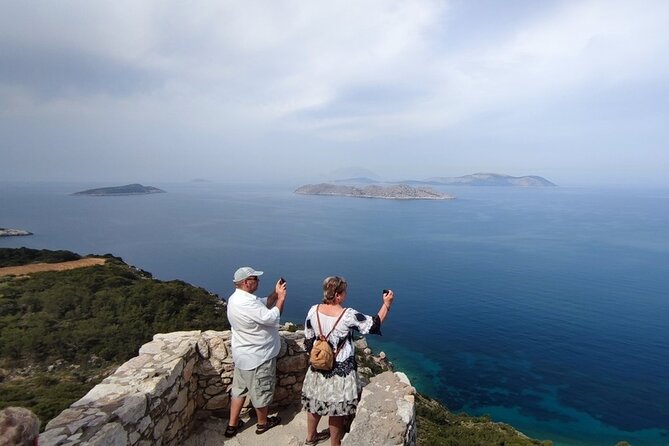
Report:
301,362,361,416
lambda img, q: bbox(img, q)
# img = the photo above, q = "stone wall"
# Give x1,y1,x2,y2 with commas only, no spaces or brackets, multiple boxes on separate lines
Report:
39,329,414,446
342,371,416,446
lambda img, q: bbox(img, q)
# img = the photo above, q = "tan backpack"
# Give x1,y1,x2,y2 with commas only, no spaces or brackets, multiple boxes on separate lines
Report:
309,305,346,371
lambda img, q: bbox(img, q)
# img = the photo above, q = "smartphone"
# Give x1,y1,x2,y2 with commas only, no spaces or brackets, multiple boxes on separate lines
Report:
382,289,389,294
279,277,286,285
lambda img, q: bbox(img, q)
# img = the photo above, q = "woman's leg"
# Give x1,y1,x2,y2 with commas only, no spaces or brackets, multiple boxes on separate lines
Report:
307,412,322,441
328,415,345,446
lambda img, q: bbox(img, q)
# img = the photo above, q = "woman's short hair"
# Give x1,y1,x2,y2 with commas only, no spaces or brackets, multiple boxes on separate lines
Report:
322,276,347,304
0,406,40,446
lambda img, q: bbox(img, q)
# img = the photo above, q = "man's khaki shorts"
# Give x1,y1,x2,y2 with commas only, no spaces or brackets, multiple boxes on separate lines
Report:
230,357,277,408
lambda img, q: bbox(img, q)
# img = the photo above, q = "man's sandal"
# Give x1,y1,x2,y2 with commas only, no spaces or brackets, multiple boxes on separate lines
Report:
224,419,244,438
255,415,281,434
305,429,331,445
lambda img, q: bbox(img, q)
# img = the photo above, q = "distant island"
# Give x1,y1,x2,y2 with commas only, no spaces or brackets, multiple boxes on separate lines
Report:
0,228,33,237
334,173,557,187
295,183,455,200
72,183,166,196
411,173,556,187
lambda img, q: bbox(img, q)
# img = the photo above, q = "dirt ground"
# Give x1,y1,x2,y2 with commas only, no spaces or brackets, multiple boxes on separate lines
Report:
0,258,107,277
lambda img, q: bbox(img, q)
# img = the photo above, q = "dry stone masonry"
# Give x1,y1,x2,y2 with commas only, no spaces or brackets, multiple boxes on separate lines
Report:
40,329,415,446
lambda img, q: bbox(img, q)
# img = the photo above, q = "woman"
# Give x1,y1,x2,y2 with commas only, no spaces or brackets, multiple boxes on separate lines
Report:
301,276,394,446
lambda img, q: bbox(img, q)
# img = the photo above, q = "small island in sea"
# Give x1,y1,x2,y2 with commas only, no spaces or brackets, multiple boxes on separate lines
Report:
0,228,33,237
295,183,455,200
72,183,166,196
413,172,556,187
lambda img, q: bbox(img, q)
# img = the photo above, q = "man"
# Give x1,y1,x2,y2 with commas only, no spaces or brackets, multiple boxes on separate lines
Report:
225,266,287,437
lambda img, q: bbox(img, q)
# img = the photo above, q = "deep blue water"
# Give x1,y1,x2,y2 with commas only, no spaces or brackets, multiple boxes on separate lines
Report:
2,181,668,446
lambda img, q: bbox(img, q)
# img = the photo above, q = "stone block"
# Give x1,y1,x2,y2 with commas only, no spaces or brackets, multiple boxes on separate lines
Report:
73,383,128,407
273,386,289,402
113,394,148,425
183,358,196,381
115,355,154,374
44,408,85,430
171,387,189,413
128,432,140,445
206,336,229,361
153,416,169,440
277,354,309,373
138,339,165,356
204,384,223,396
38,427,67,446
186,400,197,418
137,376,169,396
88,422,128,446
137,415,151,433
196,337,210,358
204,394,229,410
279,336,288,357
280,375,297,386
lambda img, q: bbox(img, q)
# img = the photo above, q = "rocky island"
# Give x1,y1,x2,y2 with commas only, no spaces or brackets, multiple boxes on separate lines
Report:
295,183,455,200
417,172,556,187
72,183,166,196
0,228,33,237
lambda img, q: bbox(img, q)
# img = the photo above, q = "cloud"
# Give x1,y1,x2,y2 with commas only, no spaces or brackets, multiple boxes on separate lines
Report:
1,0,668,184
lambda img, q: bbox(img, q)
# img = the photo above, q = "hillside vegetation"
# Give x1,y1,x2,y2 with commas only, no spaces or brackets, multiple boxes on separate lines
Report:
0,247,82,267
416,393,552,446
0,248,229,425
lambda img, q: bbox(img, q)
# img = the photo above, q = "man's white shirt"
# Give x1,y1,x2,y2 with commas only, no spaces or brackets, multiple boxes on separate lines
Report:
227,288,281,370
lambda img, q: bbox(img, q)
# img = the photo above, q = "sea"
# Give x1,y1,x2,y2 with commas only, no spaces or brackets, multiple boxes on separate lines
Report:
1,181,668,446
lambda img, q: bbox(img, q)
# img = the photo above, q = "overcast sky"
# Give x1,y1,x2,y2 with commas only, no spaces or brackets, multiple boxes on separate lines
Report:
1,0,668,186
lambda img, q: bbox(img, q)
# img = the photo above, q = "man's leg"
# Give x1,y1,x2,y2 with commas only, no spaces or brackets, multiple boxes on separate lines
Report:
251,358,281,434
228,396,245,428
226,366,250,436
255,405,268,426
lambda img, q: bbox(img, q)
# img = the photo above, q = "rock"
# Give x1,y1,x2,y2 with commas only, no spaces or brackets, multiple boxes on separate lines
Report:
277,354,309,373
88,422,128,446
113,394,147,424
204,394,229,410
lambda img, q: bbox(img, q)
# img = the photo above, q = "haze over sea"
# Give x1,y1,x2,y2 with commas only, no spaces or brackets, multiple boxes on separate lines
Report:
2,181,668,446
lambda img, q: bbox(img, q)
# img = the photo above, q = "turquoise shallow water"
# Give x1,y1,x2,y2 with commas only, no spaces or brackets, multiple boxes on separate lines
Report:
2,182,668,445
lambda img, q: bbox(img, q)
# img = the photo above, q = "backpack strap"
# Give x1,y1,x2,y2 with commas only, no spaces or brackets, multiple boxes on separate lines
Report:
316,305,347,341
316,305,348,361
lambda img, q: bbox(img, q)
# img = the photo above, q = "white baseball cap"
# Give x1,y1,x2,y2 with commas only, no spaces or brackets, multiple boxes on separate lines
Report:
233,266,264,282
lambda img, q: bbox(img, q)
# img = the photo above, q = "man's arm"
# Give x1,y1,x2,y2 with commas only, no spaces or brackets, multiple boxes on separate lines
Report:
266,291,278,309
267,279,287,314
